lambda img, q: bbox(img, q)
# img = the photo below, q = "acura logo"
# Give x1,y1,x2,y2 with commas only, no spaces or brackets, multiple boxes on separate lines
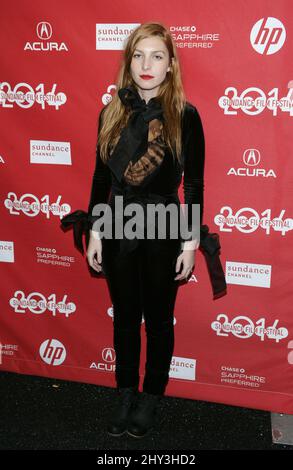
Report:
36,21,52,40
102,347,116,362
24,22,68,51
243,149,261,166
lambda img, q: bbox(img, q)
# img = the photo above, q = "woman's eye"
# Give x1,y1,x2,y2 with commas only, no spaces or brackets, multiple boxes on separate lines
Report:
133,54,163,60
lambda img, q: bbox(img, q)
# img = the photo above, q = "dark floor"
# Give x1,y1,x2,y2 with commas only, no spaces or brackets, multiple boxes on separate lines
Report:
0,370,292,450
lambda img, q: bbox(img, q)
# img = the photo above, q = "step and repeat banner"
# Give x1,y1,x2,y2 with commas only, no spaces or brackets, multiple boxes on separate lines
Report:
1,0,293,414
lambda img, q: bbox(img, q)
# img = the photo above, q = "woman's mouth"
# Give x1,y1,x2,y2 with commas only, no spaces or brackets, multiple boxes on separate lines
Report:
140,75,154,80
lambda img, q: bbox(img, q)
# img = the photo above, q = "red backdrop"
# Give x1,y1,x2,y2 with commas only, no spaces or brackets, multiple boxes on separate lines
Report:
1,0,293,414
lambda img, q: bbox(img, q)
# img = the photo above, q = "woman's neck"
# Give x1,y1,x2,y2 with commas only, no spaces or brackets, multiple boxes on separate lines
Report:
136,86,159,104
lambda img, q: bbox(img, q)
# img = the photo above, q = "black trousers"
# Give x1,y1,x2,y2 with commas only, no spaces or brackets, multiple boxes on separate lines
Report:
102,236,181,396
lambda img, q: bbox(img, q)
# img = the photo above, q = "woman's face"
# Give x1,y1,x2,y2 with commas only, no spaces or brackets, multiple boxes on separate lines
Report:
130,36,172,95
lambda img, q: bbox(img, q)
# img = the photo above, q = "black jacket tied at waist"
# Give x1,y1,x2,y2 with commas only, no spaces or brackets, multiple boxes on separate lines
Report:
60,204,227,300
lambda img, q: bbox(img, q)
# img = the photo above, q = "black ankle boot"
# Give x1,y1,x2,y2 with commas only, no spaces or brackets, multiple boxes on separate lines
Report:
107,386,138,436
127,391,161,438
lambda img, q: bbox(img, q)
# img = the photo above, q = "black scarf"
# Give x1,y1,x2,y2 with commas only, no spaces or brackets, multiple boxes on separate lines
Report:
106,85,164,183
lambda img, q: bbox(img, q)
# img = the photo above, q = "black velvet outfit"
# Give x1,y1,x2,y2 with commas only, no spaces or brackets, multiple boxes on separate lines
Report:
61,86,227,395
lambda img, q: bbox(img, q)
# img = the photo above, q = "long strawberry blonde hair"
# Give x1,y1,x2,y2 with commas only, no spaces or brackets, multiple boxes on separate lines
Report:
98,22,187,164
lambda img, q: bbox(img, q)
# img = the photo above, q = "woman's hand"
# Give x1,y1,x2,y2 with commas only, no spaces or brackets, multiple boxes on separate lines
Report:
174,247,196,281
86,230,103,273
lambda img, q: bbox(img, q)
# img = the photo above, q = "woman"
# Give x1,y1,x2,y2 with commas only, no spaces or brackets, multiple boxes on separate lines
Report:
89,21,204,440
61,22,226,439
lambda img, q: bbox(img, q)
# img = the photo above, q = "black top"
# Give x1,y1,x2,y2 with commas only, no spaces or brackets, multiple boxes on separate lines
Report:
87,101,205,238
60,97,227,300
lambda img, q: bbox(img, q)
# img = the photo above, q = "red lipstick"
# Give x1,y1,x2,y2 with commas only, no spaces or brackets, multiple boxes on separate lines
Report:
140,75,154,80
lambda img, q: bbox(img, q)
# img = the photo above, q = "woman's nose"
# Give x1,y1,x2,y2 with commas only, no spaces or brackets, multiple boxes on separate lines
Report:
142,60,151,70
